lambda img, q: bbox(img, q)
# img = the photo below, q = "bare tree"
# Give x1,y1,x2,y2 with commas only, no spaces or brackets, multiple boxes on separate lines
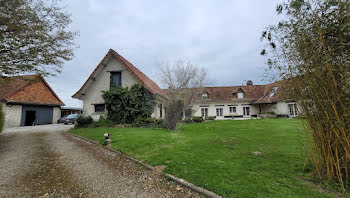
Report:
157,60,209,130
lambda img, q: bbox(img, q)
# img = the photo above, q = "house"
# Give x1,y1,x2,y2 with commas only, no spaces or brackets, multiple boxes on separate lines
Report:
60,106,83,117
0,75,64,128
188,80,298,119
73,48,297,121
72,49,167,120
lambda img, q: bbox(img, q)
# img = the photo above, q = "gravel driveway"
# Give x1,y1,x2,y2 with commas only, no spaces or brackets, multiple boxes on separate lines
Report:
0,125,201,197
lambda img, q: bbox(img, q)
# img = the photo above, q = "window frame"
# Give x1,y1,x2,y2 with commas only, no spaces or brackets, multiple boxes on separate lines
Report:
202,93,208,99
243,106,250,116
229,106,236,113
237,92,244,99
269,86,279,97
288,103,298,117
110,71,122,88
201,107,208,118
216,107,223,117
94,104,106,113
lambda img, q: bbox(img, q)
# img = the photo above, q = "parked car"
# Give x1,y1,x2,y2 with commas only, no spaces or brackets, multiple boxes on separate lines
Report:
64,114,78,125
57,116,67,123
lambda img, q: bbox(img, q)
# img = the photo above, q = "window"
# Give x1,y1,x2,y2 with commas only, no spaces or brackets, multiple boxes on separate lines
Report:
94,104,105,112
288,103,298,117
269,86,279,97
238,92,244,99
159,104,163,118
243,107,250,116
201,108,208,118
110,72,121,88
229,106,236,113
202,93,208,99
216,108,223,117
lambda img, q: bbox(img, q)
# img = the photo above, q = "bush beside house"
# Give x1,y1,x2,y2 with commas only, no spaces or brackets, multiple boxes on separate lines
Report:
206,116,215,120
192,116,204,122
258,112,277,118
75,115,94,128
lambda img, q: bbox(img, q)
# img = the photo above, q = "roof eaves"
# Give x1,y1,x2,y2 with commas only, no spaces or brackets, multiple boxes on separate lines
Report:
72,50,113,98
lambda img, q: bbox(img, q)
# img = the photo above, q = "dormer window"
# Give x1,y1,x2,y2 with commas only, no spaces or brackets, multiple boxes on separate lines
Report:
238,92,243,99
202,93,208,99
269,86,279,97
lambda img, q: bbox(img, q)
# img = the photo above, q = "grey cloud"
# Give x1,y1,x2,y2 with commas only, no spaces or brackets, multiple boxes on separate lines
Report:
47,0,283,107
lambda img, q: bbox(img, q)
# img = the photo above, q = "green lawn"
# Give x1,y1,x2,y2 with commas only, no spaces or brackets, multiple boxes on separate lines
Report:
69,119,336,198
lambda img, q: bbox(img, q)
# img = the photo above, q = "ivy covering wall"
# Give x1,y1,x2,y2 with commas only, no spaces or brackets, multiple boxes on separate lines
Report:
102,84,155,124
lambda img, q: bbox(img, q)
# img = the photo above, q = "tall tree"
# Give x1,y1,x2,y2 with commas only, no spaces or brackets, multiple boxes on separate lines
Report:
261,0,350,188
0,0,77,77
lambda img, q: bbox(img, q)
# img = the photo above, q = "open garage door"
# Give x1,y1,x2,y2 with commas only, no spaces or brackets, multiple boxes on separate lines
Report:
21,105,53,126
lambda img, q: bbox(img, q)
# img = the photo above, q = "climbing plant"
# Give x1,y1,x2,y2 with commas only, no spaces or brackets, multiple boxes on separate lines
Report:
102,84,155,124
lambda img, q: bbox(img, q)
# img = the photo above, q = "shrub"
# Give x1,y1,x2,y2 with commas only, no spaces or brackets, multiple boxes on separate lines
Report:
0,104,4,133
96,115,115,127
258,112,275,115
132,117,146,127
153,119,165,128
206,116,215,120
131,117,165,128
75,115,94,128
192,116,204,122
145,117,156,124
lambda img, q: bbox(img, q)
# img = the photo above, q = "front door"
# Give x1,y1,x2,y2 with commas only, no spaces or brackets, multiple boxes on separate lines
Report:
243,107,250,117
216,108,223,118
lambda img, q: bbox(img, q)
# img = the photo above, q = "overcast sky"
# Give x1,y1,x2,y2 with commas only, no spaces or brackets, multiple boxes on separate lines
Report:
46,0,283,107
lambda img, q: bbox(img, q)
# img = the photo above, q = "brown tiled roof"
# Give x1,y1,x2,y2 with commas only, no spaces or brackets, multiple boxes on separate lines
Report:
0,75,64,106
163,81,287,104
253,96,273,104
194,85,266,102
72,49,167,99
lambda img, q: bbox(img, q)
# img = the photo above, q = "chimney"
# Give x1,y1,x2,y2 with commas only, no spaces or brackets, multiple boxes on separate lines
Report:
246,80,253,86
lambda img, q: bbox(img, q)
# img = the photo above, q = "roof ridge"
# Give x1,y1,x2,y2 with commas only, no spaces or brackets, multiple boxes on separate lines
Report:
109,49,167,98
72,49,167,99
0,75,64,106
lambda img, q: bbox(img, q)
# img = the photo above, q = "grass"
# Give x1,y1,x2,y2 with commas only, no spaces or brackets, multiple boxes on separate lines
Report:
69,119,341,198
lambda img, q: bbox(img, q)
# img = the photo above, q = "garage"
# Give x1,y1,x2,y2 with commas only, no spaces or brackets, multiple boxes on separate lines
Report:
21,105,54,126
0,75,64,128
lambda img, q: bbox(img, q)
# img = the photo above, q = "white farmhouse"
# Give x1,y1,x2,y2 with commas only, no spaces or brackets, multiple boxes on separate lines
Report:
186,81,298,119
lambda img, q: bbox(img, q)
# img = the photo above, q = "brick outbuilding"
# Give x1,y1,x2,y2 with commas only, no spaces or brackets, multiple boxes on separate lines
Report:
0,75,63,128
